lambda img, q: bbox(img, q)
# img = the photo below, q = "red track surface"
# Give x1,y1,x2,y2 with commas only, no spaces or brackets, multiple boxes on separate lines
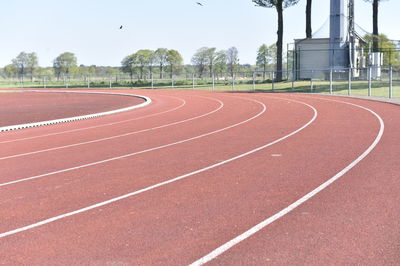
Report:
0,91,144,126
0,89,399,265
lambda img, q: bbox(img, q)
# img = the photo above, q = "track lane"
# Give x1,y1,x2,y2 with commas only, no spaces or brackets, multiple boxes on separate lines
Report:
0,96,298,233
0,90,182,144
0,92,397,265
0,95,251,181
0,93,186,153
201,96,400,265
0,96,221,161
192,95,385,265
0,90,145,127
0,94,185,145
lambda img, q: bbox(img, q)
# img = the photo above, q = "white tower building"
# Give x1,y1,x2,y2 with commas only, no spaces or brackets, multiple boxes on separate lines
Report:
293,0,369,80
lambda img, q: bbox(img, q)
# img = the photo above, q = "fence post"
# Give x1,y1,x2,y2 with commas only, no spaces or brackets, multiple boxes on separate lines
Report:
231,73,235,91
253,72,256,92
87,76,90,88
310,70,313,92
389,66,393,99
171,75,174,88
151,73,154,89
368,67,372,96
212,73,215,91
192,73,195,89
43,76,46,89
291,69,295,91
348,68,352,95
272,71,275,91
109,76,112,88
329,69,333,94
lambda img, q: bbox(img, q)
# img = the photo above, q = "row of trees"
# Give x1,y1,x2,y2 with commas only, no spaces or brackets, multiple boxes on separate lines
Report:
121,48,183,80
1,47,258,80
120,47,242,80
4,52,39,81
3,52,79,80
191,47,239,77
2,52,122,79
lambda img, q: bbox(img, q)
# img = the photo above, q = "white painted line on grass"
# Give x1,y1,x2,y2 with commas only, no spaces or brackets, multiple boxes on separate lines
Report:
190,97,384,266
0,96,223,161
0,97,316,239
0,90,151,132
0,95,186,144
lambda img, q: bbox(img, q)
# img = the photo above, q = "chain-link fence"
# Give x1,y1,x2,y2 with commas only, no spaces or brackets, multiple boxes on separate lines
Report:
1,66,399,99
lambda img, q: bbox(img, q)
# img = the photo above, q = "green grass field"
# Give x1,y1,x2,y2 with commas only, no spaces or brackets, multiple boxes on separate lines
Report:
1,78,399,99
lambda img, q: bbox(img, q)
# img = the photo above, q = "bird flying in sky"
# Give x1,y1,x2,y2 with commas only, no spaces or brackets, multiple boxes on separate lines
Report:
196,2,203,6
119,25,123,29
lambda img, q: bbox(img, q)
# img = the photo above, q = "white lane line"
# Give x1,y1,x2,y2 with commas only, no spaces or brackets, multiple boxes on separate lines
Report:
0,90,151,132
0,97,316,239
0,95,186,144
189,97,384,266
0,97,223,161
0,96,263,188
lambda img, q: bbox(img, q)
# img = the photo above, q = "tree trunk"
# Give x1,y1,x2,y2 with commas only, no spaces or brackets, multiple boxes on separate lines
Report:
306,0,312,38
372,0,379,52
276,1,283,82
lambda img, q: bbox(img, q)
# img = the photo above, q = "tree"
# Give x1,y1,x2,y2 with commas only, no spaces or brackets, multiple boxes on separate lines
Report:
256,44,276,80
53,52,77,79
3,64,18,78
166,50,183,78
306,0,312,38
252,0,300,81
214,51,228,78
154,48,169,78
12,52,29,80
26,52,38,81
226,47,239,76
191,47,209,78
121,54,136,83
363,0,388,52
135,49,154,79
205,47,217,77
364,34,400,65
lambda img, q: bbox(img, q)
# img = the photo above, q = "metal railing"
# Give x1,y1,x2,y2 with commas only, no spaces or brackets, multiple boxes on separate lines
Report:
1,66,399,99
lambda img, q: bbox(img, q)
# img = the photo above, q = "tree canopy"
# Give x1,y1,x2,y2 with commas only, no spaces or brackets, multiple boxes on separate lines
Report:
53,52,77,78
364,34,400,65
256,44,276,79
166,49,183,77
252,0,299,81
363,0,389,51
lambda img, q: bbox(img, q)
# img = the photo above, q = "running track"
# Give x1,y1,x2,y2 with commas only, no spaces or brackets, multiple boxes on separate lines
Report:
0,89,399,265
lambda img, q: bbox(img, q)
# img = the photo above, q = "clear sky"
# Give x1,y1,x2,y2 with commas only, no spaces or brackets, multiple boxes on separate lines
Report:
0,0,399,67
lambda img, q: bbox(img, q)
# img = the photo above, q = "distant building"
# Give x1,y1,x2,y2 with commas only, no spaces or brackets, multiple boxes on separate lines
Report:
293,0,376,80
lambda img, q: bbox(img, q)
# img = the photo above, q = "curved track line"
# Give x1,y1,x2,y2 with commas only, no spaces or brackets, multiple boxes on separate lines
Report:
0,96,264,188
190,96,385,266
0,90,151,132
0,97,316,239
0,95,186,144
0,96,224,160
